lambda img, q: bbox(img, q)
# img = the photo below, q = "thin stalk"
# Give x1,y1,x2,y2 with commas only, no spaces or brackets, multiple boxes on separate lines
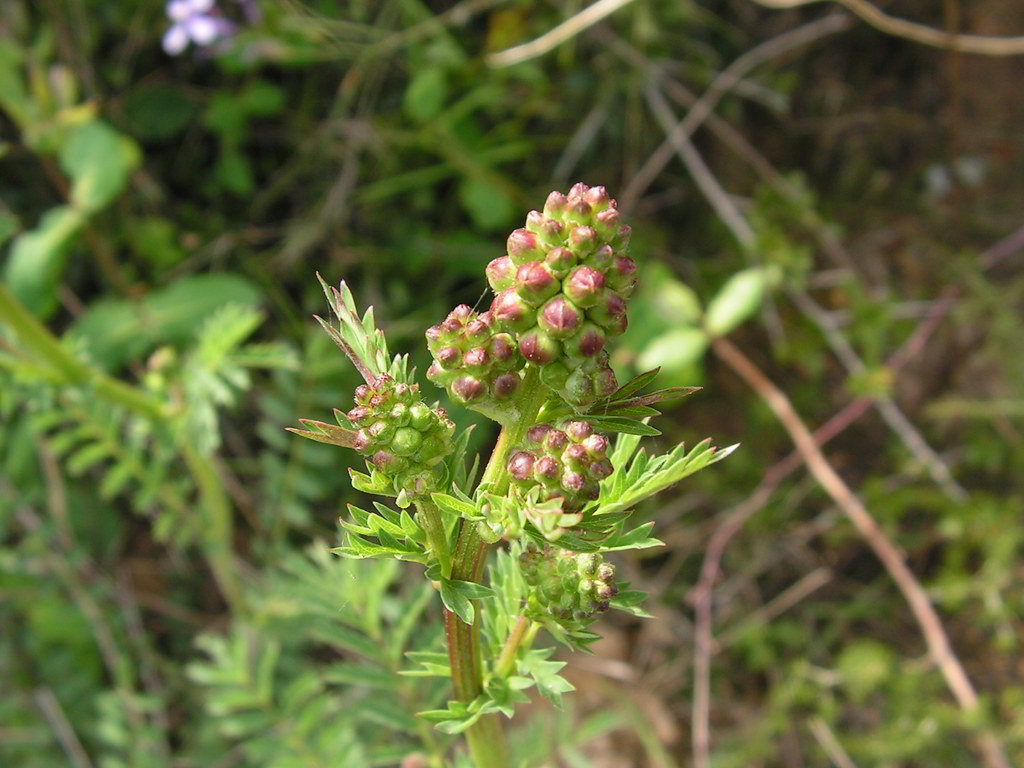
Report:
445,367,547,767
179,441,247,615
494,616,531,679
0,285,169,421
415,498,452,578
0,284,245,614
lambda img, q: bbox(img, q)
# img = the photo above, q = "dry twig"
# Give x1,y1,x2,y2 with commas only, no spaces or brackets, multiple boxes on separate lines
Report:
749,0,1024,55
486,0,638,67
711,335,1010,768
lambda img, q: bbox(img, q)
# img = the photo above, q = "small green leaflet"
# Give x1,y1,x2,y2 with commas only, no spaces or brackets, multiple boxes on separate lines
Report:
593,438,738,517
315,273,412,384
439,578,495,625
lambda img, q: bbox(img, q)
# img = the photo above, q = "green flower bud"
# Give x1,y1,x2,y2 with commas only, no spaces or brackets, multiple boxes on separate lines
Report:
486,256,517,292
544,246,576,278
515,261,559,306
564,323,607,359
519,328,560,365
507,228,544,265
491,289,534,333
538,295,583,339
563,265,605,308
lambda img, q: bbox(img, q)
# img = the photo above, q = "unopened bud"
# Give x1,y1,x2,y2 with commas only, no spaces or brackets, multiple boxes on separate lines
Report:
538,296,583,339
516,262,559,306
493,372,521,399
519,328,560,365
486,256,517,292
507,228,543,265
564,265,605,308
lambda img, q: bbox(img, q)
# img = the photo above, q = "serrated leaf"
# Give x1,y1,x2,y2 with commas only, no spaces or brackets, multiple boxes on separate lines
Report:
439,579,474,625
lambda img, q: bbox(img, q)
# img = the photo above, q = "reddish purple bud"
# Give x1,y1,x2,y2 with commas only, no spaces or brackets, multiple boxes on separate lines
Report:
527,424,552,445
525,210,546,234
507,228,543,265
519,328,560,365
564,265,605,308
583,185,611,210
567,323,607,358
565,421,593,441
354,384,370,402
488,333,519,366
595,582,616,600
537,217,565,246
582,434,609,456
590,244,615,271
463,347,489,370
567,182,590,201
594,208,620,238
451,375,487,403
594,366,619,397
486,256,517,292
564,443,588,468
516,262,558,306
437,346,461,369
347,406,371,425
608,256,638,295
570,226,598,254
589,457,614,480
544,246,576,278
589,290,626,326
425,325,443,345
535,456,560,483
491,289,533,332
562,470,586,493
450,305,473,323
493,372,521,399
613,224,632,250
538,296,583,339
426,360,445,382
566,199,592,225
597,563,615,582
545,430,569,454
354,429,372,452
466,318,491,343
508,451,536,481
544,191,568,218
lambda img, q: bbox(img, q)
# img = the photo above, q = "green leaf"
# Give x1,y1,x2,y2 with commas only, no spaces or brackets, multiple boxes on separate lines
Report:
637,327,708,371
585,417,661,436
4,205,83,318
68,273,263,369
404,68,447,123
595,439,738,517
704,266,781,337
458,176,514,232
430,492,478,520
60,120,140,213
439,578,476,624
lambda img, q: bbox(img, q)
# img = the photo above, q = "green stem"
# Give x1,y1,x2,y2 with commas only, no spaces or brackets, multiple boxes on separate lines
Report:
415,498,452,578
445,367,547,768
180,440,247,615
0,284,169,421
494,615,531,679
0,284,244,613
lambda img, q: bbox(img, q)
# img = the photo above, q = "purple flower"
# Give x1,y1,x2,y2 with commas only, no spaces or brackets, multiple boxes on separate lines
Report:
163,0,235,56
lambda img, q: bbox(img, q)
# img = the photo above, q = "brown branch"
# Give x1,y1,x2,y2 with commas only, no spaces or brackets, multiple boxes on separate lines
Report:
749,0,1024,55
711,335,1010,768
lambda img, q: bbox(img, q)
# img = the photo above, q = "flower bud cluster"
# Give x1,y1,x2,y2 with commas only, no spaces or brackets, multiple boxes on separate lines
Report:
425,305,525,406
519,546,618,626
507,420,613,530
486,182,636,407
346,374,455,496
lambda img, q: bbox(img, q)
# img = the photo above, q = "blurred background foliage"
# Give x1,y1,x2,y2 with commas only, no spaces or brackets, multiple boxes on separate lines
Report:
1,0,1023,766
